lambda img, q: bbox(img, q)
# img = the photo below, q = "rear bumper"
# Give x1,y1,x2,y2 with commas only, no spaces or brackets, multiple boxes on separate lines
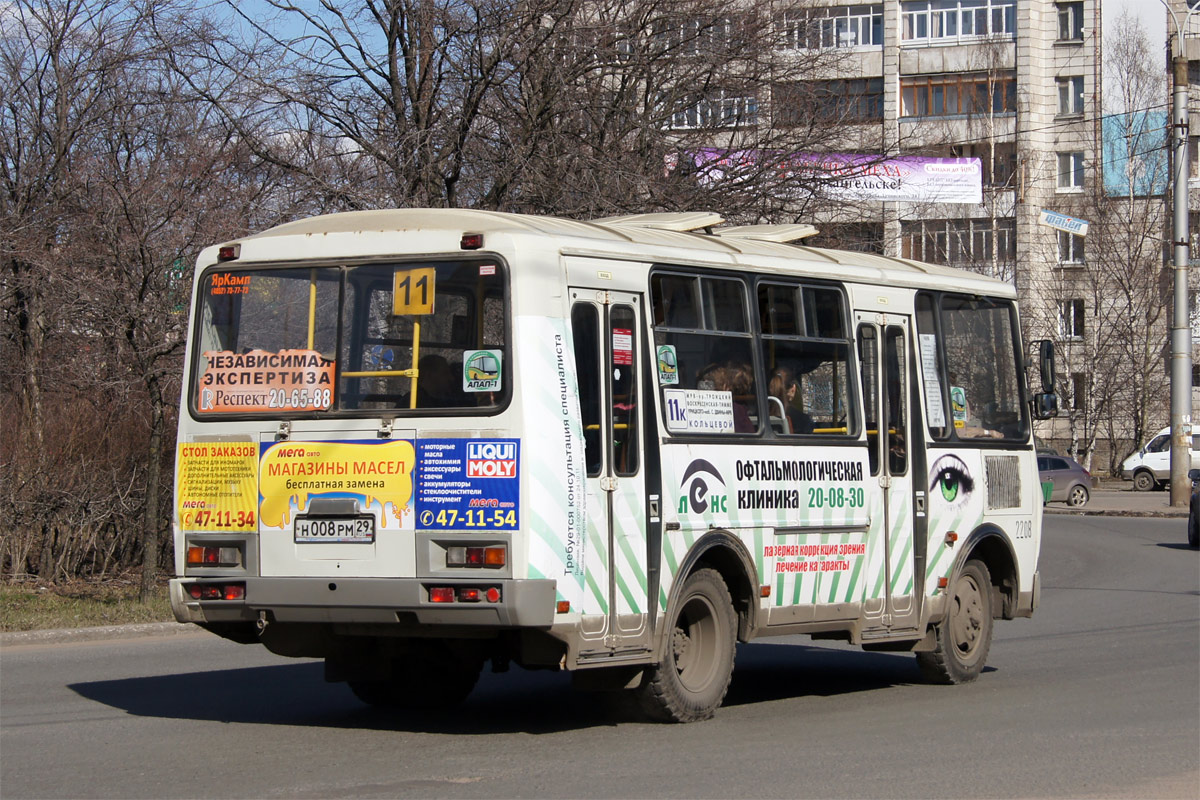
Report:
170,577,557,628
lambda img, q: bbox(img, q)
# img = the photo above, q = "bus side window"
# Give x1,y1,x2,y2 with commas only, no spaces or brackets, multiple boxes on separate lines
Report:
858,325,880,476
611,305,639,476
571,304,603,477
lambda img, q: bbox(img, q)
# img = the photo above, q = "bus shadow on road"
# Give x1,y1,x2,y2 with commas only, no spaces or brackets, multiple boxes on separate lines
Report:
68,641,939,732
68,661,616,734
724,641,928,708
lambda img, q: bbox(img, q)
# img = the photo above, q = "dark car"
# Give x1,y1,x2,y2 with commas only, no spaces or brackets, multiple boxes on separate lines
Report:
1189,468,1199,548
1038,455,1097,507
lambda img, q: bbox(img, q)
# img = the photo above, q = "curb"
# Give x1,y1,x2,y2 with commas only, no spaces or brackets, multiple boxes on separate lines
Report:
1,621,201,648
1043,508,1188,518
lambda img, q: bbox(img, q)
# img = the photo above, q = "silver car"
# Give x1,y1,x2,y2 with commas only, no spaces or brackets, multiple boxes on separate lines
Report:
1038,455,1097,507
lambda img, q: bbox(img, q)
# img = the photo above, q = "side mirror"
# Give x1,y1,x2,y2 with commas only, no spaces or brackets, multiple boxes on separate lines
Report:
1037,339,1056,394
1032,392,1058,420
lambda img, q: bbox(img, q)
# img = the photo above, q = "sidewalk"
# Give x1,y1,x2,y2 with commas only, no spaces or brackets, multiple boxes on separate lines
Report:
1043,482,1189,518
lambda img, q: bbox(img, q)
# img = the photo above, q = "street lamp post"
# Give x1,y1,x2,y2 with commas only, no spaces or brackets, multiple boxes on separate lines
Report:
1160,0,1198,506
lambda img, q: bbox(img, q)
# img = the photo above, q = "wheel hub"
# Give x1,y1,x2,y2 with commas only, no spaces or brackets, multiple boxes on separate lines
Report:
951,575,984,656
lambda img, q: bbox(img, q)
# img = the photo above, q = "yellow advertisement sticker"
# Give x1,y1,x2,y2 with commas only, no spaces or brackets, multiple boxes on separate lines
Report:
177,441,259,531
259,440,416,528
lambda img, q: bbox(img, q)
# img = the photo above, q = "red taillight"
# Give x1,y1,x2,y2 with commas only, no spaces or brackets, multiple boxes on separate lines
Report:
186,545,239,567
460,233,483,250
217,244,241,261
187,582,244,601
486,587,501,603
465,548,484,566
459,588,482,602
429,587,455,603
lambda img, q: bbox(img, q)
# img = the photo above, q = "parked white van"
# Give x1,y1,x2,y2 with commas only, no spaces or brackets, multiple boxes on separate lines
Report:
1120,427,1200,491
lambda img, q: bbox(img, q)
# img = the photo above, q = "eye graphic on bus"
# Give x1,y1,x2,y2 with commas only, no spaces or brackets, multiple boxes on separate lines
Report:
679,458,727,515
928,454,975,508
466,352,500,380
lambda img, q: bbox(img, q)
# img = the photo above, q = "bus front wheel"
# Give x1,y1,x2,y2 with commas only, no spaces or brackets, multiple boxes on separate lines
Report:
637,567,736,723
916,559,993,685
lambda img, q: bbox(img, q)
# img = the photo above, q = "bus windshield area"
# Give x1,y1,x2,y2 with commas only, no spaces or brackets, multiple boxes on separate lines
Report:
192,260,507,416
916,293,1028,442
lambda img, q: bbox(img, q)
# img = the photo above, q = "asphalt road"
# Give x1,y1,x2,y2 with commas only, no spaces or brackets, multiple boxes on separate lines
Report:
2,515,1197,799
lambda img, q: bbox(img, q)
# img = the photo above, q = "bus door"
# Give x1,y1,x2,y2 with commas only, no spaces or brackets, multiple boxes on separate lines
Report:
856,314,922,634
569,289,654,656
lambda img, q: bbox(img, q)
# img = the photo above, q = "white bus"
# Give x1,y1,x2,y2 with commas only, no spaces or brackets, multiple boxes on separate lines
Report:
171,209,1057,722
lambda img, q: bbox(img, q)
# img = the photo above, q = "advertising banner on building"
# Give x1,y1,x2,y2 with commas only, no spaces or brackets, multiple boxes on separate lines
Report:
683,150,983,204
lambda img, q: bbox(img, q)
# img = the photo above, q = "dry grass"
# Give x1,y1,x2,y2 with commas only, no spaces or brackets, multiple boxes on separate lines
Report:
0,577,173,632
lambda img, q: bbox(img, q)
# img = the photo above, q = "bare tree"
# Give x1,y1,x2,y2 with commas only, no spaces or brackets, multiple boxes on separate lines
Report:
174,0,874,219
1027,10,1169,471
1,0,274,593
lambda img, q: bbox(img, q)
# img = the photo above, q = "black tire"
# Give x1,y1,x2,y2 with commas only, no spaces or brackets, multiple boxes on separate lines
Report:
1188,510,1199,549
1132,470,1157,492
347,647,482,711
636,568,736,723
916,560,993,685
1067,484,1089,507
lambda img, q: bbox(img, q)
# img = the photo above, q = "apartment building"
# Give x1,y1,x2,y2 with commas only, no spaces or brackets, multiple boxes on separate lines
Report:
765,1,1189,464
778,1,1098,294
651,0,1192,463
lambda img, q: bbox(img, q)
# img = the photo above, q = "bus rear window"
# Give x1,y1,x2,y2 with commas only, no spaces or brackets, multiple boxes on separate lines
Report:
192,260,507,416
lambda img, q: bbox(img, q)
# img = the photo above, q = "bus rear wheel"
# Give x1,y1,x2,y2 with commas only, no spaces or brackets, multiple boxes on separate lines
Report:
636,568,736,723
916,559,993,685
347,644,482,711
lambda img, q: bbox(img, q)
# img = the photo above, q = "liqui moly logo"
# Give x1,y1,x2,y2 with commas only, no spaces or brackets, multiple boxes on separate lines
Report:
466,441,517,478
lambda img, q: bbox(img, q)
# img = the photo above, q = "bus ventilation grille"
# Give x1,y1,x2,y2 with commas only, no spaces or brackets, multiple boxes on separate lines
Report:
985,455,1022,510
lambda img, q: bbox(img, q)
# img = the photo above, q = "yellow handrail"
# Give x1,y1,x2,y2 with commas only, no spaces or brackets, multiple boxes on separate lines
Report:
410,320,421,409
341,369,418,379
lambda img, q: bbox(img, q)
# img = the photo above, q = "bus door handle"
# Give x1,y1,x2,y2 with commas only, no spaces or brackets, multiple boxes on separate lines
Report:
601,476,618,492
915,492,926,514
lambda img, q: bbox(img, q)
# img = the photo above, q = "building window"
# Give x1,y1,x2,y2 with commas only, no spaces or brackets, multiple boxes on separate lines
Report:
1071,373,1086,410
952,142,1017,186
901,0,1016,44
1057,231,1085,264
666,90,758,129
779,5,883,50
1057,76,1084,116
655,16,744,57
1057,151,1085,190
1059,298,1085,340
1056,2,1084,42
901,72,1016,117
900,219,1015,268
807,222,885,254
775,79,884,125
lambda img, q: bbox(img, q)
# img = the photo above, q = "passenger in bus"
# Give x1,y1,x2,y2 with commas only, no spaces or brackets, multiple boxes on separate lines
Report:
768,366,814,435
698,362,755,433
